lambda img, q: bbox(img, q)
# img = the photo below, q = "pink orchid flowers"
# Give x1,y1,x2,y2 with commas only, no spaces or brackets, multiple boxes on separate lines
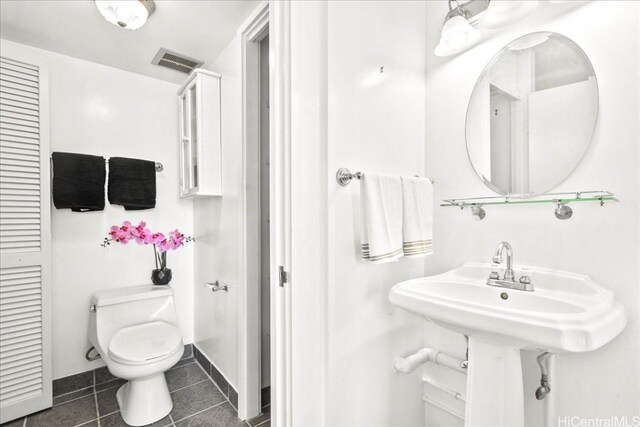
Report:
131,221,154,245
102,221,194,270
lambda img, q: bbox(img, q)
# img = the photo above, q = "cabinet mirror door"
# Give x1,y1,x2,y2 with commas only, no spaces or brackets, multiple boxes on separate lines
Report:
179,93,189,195
188,83,199,191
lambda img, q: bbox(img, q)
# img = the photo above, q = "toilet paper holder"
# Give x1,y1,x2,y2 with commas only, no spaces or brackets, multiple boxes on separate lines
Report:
205,281,228,293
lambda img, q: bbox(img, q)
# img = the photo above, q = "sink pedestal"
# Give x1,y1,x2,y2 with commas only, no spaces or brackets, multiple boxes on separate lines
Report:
390,263,627,426
465,337,524,426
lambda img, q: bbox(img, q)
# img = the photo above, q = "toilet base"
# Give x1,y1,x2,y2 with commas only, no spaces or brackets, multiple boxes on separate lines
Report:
116,374,173,426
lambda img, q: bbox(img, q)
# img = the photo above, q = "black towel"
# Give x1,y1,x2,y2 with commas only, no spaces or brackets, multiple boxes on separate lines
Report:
107,157,156,210
52,152,106,212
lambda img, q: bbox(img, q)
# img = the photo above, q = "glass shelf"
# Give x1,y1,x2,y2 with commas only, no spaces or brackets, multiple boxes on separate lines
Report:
441,191,617,220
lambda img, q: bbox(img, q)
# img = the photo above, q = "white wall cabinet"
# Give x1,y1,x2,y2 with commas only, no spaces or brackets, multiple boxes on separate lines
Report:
177,69,222,197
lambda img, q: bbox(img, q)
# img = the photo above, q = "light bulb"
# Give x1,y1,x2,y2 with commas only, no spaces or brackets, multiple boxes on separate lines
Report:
434,15,482,57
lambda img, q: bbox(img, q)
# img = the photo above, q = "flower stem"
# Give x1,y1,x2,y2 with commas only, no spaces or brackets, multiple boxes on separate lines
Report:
153,245,159,269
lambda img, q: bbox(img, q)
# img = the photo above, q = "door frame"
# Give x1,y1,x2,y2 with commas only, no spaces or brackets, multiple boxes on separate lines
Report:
239,2,327,425
237,1,273,421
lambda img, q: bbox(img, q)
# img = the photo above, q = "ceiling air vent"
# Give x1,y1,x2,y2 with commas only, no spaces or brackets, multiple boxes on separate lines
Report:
152,48,204,74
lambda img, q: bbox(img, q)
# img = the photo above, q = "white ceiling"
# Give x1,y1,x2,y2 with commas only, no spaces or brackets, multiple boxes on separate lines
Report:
0,0,260,84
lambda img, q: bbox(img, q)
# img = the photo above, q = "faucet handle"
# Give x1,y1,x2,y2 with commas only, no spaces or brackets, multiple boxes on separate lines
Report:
489,271,500,280
519,276,532,285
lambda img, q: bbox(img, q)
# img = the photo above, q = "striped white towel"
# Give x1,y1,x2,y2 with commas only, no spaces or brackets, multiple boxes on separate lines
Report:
401,176,433,257
360,174,403,263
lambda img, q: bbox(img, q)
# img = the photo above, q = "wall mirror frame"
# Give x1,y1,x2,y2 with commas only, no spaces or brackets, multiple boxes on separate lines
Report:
465,32,599,197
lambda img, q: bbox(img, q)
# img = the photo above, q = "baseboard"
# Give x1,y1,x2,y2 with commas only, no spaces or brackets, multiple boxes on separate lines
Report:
192,344,271,410
192,344,239,409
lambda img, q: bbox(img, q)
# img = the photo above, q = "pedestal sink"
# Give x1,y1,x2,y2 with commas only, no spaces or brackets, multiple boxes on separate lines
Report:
390,262,626,426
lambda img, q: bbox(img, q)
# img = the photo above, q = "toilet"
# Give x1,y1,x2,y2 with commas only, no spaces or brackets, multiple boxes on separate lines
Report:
89,285,184,426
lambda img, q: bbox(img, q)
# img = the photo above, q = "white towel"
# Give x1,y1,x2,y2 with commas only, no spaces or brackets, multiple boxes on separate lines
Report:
360,174,404,264
401,176,433,258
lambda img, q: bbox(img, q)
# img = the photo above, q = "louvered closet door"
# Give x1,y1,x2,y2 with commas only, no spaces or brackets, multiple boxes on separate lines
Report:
0,53,52,423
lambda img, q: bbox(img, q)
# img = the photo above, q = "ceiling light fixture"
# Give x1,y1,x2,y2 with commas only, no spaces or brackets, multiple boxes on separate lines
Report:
478,1,538,29
434,0,483,57
95,0,155,30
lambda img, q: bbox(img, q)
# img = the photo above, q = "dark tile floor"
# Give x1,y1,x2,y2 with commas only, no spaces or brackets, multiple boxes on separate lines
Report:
2,360,271,427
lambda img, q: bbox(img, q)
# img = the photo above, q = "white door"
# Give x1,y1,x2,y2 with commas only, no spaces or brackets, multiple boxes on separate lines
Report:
0,47,52,424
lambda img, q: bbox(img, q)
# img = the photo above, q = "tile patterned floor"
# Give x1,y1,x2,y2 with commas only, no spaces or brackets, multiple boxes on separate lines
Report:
1,359,271,427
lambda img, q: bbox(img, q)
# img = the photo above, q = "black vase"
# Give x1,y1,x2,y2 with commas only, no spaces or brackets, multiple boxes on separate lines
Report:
151,268,172,286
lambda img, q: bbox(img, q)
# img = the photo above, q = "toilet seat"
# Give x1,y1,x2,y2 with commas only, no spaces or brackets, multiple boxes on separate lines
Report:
108,320,182,366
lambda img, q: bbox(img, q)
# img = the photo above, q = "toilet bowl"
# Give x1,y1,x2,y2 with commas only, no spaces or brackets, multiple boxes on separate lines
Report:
89,285,184,426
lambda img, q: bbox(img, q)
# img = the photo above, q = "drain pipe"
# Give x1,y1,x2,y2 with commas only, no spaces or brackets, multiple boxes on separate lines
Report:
393,348,467,374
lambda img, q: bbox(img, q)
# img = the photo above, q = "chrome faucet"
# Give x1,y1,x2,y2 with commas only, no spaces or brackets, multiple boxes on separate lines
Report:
488,241,534,291
492,241,515,281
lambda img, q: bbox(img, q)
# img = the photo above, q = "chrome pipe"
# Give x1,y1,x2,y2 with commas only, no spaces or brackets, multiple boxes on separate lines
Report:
535,352,552,400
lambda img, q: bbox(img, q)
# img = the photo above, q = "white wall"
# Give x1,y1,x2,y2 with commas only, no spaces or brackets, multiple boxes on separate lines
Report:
191,5,271,400
193,35,242,389
286,1,428,424
323,2,427,425
424,1,639,425
0,39,194,380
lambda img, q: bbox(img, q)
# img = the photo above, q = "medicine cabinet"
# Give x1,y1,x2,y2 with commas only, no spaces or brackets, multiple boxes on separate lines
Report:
177,69,222,197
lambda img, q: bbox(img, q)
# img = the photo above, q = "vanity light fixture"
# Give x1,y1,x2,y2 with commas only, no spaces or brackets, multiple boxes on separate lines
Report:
478,1,538,30
434,0,483,57
95,0,155,30
435,0,566,57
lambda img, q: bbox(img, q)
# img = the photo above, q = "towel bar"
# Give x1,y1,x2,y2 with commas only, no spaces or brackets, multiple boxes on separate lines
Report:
107,158,164,172
336,168,363,186
336,167,433,186
50,156,163,172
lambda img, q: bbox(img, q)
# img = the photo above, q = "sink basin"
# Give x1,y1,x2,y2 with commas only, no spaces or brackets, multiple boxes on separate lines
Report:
390,263,626,426
390,262,626,352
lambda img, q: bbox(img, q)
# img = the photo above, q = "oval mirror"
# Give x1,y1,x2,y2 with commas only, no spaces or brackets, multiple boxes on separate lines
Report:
465,32,598,195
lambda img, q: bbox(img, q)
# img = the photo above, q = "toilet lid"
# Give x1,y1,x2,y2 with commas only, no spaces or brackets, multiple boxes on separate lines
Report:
108,321,182,365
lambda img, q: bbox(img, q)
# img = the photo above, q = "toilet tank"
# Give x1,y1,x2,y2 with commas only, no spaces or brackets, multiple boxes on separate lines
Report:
89,285,179,360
